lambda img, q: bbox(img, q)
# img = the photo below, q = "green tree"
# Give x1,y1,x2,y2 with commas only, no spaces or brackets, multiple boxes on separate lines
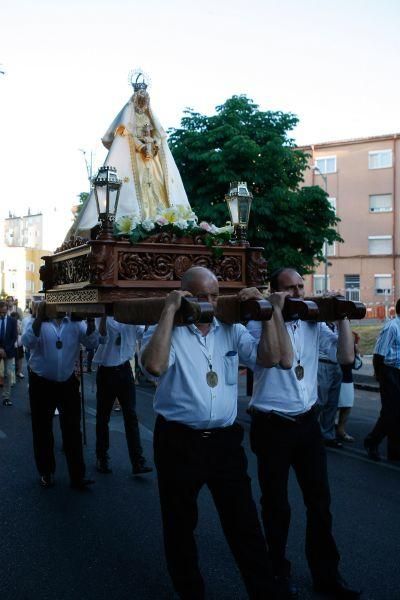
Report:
168,95,341,274
75,192,89,215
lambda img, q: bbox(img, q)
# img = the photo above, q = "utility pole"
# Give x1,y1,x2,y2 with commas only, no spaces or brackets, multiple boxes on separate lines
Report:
79,149,93,191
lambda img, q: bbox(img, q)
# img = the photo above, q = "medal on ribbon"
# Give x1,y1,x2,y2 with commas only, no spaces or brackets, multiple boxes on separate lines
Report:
206,370,219,387
56,340,63,349
294,363,304,380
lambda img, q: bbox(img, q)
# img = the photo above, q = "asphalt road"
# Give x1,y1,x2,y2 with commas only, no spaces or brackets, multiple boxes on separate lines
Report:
1,370,399,600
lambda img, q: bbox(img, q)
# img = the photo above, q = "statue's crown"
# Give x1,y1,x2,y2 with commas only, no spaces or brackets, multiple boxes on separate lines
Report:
129,70,149,92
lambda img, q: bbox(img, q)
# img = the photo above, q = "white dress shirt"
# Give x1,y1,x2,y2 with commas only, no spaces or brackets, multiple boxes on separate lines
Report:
374,316,400,369
22,318,99,382
93,317,144,366
248,320,338,415
141,318,258,429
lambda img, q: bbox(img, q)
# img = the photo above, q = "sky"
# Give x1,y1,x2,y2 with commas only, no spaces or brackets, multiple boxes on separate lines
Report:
1,0,400,248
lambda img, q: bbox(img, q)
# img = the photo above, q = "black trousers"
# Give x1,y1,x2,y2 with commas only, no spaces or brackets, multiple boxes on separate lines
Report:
96,362,143,466
153,415,273,600
250,410,340,584
367,365,400,458
29,370,85,483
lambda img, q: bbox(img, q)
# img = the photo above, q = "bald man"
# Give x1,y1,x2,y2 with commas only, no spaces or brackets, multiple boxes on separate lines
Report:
248,268,359,599
141,267,292,600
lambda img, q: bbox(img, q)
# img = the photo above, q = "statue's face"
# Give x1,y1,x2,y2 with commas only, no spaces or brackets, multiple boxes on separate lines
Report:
134,89,150,111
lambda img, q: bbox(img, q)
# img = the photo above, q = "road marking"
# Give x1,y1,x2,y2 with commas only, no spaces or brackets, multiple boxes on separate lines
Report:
0,429,7,439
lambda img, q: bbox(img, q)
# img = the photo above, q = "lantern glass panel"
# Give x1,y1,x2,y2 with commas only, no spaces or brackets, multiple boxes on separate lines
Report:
96,186,108,214
238,196,252,225
108,188,119,214
227,196,239,224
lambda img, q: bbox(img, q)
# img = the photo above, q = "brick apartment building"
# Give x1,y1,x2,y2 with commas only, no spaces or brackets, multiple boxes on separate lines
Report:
300,133,400,314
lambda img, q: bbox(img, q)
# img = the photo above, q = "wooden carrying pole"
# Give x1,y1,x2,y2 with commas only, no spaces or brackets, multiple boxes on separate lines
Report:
282,296,366,322
113,296,274,325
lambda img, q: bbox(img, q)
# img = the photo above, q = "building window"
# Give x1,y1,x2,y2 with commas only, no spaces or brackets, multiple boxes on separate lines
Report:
327,241,336,256
368,150,392,170
369,194,392,213
368,235,392,255
315,156,336,174
328,197,337,213
374,274,392,296
313,274,330,294
344,274,360,301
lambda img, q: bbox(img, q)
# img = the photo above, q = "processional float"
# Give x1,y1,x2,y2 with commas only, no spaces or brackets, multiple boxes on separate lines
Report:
40,72,366,325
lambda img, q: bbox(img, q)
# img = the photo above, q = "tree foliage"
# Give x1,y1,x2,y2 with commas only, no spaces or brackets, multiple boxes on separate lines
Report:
168,95,341,274
76,192,89,215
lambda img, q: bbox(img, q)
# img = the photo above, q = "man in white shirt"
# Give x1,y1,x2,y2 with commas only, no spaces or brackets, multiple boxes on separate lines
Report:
93,317,152,475
22,302,99,490
317,322,344,448
248,268,359,599
365,298,400,460
141,266,292,600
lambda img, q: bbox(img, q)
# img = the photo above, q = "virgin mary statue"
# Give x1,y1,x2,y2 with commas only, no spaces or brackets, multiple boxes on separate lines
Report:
72,73,190,235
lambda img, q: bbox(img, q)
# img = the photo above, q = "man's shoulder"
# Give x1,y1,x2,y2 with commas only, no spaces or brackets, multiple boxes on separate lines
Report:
380,318,399,336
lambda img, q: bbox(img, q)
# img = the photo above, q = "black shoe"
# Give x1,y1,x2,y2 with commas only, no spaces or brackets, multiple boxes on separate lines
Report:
364,438,381,461
274,575,298,598
70,478,95,490
2,399,12,406
40,474,55,488
324,439,343,449
96,458,112,474
314,575,361,598
132,460,153,475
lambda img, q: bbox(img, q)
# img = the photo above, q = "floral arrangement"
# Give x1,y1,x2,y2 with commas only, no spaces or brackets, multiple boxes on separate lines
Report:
114,206,234,251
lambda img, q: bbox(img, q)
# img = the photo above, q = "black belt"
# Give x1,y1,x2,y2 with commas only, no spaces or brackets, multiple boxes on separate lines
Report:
157,414,232,438
319,358,338,365
98,360,130,371
248,406,316,424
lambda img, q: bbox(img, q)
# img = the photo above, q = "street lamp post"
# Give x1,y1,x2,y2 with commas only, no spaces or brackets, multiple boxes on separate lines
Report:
312,165,329,292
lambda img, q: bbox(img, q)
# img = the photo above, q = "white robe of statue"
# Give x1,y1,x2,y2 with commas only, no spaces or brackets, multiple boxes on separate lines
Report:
73,88,190,234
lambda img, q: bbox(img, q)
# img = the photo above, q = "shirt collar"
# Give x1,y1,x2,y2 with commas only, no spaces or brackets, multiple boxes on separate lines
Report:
188,317,220,337
52,316,70,325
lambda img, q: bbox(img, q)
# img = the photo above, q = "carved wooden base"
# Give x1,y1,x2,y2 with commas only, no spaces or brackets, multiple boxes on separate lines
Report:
42,239,268,303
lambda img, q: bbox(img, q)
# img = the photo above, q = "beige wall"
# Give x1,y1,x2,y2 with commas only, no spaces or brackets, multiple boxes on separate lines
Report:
301,134,400,306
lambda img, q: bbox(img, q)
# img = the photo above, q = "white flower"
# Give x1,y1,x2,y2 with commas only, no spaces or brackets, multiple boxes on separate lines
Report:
115,214,137,234
175,218,189,230
160,207,179,224
176,205,198,222
213,224,234,235
142,218,155,232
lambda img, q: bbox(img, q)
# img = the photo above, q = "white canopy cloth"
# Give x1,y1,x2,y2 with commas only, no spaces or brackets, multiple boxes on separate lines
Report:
73,94,190,235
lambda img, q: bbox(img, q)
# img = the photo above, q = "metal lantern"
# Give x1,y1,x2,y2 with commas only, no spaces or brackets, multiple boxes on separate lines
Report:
93,166,122,239
224,181,253,244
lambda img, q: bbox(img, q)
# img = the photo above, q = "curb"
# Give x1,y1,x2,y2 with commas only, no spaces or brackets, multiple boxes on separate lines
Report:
354,382,379,393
